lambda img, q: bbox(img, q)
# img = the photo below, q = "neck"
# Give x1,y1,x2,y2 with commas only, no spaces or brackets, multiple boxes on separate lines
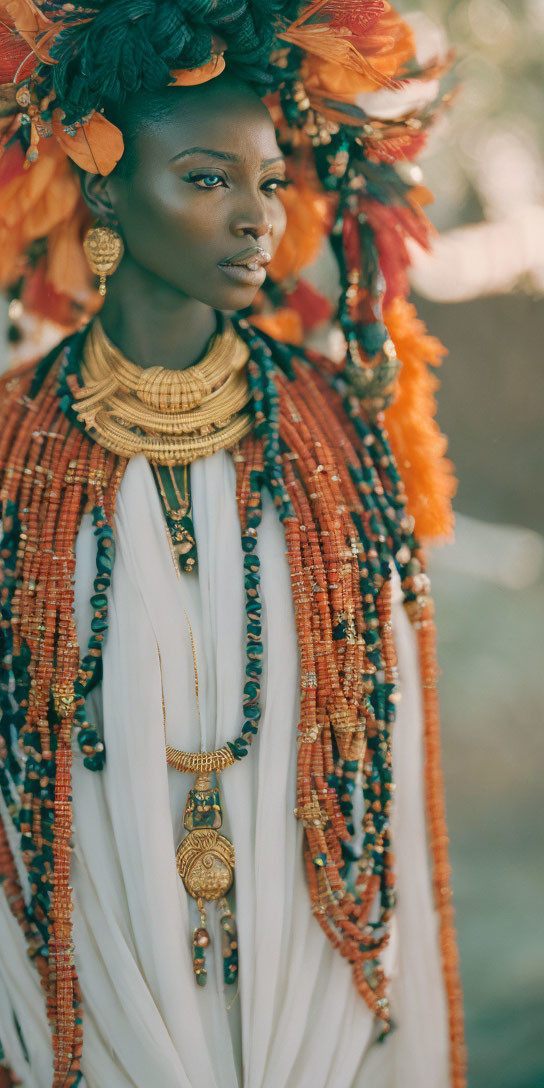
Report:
98,255,218,371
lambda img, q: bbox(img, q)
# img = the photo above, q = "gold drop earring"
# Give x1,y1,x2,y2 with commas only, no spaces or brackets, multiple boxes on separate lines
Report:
83,224,125,297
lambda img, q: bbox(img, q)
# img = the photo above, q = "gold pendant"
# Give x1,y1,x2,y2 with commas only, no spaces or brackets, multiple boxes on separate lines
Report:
176,826,235,901
176,775,238,987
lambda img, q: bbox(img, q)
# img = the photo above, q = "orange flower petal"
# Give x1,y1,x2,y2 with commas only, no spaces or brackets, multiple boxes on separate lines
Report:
170,55,225,87
52,110,124,175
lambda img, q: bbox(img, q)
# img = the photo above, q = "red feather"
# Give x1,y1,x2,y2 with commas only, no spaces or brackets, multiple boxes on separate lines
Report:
285,279,333,329
0,20,37,81
329,0,385,37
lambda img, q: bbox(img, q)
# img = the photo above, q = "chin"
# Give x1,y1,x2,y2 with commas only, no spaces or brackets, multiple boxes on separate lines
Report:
187,263,266,314
219,291,260,314
196,285,261,314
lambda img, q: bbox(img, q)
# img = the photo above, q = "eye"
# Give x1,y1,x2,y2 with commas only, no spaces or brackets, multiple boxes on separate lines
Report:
262,177,290,194
188,173,228,190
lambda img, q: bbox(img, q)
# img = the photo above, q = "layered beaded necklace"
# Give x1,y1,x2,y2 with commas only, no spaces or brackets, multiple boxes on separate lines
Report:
0,318,465,1086
71,316,419,1016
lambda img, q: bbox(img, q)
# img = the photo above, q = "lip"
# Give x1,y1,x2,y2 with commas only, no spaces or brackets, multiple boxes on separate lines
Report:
218,244,271,289
219,244,272,270
218,263,267,287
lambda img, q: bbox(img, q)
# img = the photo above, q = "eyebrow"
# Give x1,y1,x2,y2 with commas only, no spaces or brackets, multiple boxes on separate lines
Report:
169,146,285,167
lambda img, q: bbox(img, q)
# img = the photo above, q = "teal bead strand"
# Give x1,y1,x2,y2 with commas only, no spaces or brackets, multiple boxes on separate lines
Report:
73,505,115,771
218,899,239,986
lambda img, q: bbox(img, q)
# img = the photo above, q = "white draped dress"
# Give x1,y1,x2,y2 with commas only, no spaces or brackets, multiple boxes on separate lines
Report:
0,452,451,1087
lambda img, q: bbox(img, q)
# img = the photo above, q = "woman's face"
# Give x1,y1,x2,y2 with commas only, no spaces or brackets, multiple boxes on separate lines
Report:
104,77,288,312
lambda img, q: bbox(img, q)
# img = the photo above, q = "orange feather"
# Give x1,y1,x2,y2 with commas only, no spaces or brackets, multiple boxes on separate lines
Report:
384,297,456,540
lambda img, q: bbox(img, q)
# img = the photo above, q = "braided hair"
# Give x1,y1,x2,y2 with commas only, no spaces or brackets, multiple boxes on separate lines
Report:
38,0,301,124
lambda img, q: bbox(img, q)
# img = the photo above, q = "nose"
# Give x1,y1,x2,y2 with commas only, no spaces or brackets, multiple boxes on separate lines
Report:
233,221,272,241
232,202,272,242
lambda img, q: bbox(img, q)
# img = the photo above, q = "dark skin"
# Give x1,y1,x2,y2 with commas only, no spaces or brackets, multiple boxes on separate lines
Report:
81,74,288,371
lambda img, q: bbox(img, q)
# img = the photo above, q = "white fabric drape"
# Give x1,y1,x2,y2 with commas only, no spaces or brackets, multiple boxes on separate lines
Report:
0,452,450,1087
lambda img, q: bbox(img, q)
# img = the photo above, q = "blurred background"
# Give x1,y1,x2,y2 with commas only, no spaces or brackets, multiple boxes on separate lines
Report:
1,2,543,1085
408,2,544,1085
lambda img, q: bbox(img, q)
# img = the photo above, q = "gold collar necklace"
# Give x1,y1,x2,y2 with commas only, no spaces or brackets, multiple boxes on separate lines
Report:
73,317,253,464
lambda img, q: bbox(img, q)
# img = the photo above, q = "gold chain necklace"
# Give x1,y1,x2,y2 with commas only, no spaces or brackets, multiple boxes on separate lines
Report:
73,317,253,465
158,601,239,990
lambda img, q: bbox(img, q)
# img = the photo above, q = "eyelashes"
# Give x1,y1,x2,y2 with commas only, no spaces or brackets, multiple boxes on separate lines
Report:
187,172,291,193
189,173,225,189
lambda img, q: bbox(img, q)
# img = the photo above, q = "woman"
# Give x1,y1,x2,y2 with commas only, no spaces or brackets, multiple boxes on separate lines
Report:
0,2,464,1086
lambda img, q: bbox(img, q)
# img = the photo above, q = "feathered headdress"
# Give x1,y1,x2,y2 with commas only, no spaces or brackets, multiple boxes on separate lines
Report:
0,0,455,536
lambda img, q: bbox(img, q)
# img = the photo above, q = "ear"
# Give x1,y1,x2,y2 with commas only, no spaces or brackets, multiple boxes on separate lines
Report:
79,171,118,224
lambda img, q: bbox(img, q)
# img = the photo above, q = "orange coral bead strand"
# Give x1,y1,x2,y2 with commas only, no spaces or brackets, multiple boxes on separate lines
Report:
417,616,467,1087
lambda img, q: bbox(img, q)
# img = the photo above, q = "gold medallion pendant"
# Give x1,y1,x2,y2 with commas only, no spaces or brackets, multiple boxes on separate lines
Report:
176,774,238,987
176,827,235,900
